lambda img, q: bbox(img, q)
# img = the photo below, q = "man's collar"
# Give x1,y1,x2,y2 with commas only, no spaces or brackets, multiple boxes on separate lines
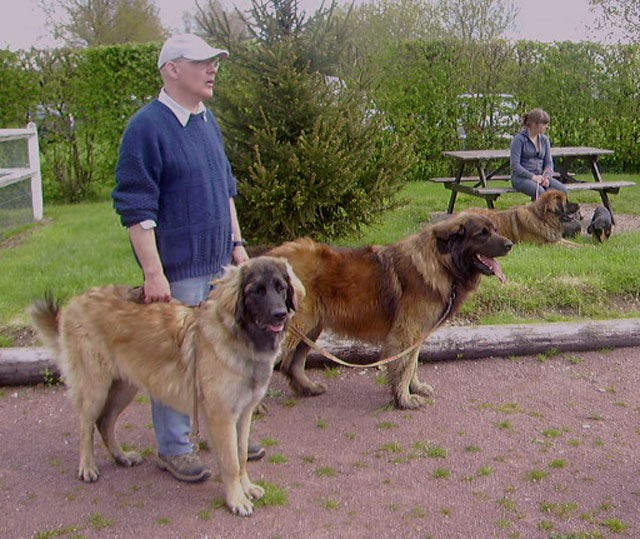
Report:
158,89,207,126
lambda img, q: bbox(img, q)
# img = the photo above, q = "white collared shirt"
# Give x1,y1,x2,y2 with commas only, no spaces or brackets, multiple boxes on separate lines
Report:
158,88,207,127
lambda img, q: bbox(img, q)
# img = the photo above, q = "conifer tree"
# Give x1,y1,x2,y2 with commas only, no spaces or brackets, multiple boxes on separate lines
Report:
202,0,414,243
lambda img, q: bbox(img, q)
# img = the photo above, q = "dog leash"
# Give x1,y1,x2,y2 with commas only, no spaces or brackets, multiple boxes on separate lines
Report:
287,289,456,369
187,330,200,437
191,289,455,433
192,358,200,436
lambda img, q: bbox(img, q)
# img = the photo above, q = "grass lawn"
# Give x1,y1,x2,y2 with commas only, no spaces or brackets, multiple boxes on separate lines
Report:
1,173,639,345
0,203,141,337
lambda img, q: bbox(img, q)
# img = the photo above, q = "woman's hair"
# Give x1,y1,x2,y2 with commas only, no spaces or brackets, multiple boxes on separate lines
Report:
521,108,550,127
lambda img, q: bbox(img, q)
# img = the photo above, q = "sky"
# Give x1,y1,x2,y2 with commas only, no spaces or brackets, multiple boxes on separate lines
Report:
0,0,609,51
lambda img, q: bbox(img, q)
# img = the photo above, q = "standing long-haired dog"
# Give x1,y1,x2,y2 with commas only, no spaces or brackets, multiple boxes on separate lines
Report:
268,213,512,409
28,257,304,517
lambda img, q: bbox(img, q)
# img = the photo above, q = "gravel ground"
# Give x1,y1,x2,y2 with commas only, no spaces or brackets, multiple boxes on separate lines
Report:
2,345,640,538
2,206,639,538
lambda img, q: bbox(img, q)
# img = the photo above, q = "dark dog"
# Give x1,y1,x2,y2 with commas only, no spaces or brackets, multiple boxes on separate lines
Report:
28,257,304,517
587,206,613,242
562,218,582,238
268,213,512,409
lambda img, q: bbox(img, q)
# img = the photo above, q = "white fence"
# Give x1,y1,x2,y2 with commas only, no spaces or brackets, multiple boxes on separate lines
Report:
0,123,43,221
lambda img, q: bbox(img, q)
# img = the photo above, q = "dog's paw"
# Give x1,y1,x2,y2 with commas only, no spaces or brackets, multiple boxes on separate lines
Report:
410,381,435,398
395,393,430,410
115,451,143,467
244,482,265,500
303,380,328,396
255,401,269,415
79,464,100,482
290,378,327,397
227,494,254,517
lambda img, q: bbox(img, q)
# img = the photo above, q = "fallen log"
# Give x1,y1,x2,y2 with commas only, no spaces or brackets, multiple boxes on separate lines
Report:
308,318,640,366
2,319,639,385
0,347,61,386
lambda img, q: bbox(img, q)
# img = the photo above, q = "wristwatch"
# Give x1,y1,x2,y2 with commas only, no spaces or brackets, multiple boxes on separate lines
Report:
232,239,247,247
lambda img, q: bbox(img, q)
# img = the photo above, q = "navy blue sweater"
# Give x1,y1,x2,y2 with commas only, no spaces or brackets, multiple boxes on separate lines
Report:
113,99,237,282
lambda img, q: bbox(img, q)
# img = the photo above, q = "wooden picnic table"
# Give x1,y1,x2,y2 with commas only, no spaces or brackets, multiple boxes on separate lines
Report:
433,146,634,224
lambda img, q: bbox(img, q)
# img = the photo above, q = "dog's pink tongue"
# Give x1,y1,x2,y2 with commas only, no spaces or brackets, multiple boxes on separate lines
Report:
478,254,506,284
267,323,285,333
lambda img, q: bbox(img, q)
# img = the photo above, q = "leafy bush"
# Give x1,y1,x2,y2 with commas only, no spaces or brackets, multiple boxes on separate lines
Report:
0,50,38,127
22,44,159,202
373,39,640,179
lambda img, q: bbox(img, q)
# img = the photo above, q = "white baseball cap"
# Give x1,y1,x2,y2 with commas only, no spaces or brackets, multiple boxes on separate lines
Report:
158,34,229,69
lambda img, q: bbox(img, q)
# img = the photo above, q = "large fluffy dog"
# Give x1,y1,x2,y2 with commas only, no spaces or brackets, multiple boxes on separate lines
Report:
267,213,512,409
464,190,581,245
28,257,304,517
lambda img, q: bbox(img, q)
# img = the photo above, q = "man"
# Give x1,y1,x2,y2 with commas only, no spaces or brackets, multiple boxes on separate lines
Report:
112,34,264,483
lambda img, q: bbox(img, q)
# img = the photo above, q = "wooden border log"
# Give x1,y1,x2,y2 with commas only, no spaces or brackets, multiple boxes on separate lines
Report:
0,348,61,386
307,319,640,367
2,319,639,384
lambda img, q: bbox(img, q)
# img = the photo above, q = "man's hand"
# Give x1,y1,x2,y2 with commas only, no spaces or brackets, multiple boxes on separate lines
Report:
232,245,249,265
128,223,171,302
143,271,172,303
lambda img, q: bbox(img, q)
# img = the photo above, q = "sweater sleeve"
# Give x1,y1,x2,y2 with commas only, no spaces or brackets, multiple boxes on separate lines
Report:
510,134,534,179
112,114,163,227
207,110,237,198
541,135,553,173
224,155,238,198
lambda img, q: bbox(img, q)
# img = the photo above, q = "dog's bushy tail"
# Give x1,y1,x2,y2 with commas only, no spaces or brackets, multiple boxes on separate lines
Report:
27,292,62,356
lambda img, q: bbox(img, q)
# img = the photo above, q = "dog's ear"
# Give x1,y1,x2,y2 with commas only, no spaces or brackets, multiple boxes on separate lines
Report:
211,265,243,318
282,260,305,312
432,220,465,254
554,192,569,216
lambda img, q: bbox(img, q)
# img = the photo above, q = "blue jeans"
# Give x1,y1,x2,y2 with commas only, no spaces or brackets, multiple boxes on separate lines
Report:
512,175,567,201
152,273,215,456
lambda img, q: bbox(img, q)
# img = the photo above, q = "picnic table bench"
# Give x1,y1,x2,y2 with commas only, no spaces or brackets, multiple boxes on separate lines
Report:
431,147,635,224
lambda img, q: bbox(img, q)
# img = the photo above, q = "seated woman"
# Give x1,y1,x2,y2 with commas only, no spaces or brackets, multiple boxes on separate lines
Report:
510,108,567,200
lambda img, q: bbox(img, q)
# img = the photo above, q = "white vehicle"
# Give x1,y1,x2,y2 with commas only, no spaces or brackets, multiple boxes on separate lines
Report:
456,93,520,140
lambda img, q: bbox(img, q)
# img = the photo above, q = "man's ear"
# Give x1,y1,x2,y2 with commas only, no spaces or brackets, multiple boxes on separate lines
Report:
161,61,180,81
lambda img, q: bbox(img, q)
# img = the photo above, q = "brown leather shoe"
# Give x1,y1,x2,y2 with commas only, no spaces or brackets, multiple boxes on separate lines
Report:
247,442,266,461
157,452,211,483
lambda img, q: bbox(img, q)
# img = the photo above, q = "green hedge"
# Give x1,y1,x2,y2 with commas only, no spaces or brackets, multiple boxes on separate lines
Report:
373,39,640,179
2,38,639,209
22,44,160,201
0,50,39,128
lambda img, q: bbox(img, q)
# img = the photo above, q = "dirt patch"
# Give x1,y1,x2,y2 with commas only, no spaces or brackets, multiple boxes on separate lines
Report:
2,346,640,537
1,325,38,347
579,204,640,236
0,218,51,250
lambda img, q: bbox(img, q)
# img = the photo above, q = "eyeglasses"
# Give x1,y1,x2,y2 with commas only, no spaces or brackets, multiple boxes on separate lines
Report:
184,58,221,70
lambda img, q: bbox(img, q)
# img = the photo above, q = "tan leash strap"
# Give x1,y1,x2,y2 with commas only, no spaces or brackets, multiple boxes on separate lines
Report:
191,339,200,436
289,325,425,368
192,374,199,436
288,289,456,369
